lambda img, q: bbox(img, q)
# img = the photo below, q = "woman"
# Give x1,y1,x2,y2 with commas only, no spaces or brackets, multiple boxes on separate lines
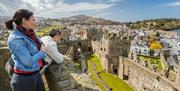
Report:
5,9,47,91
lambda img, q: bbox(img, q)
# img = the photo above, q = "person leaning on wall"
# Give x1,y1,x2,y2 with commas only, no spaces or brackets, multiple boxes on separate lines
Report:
5,9,48,91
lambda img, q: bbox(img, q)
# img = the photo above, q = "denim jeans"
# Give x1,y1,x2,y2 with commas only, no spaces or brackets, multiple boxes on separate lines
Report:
10,72,45,91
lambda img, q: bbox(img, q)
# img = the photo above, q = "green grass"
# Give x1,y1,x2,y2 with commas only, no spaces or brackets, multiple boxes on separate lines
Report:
100,73,134,91
138,55,163,71
87,54,134,91
87,54,103,72
87,57,106,91
36,31,45,37
156,60,163,71
36,25,64,37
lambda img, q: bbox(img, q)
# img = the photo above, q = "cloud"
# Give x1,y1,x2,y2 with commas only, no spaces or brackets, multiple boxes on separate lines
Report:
0,3,8,12
56,2,114,13
148,1,180,9
107,0,124,3
96,0,124,3
163,1,180,7
37,2,115,18
0,0,116,18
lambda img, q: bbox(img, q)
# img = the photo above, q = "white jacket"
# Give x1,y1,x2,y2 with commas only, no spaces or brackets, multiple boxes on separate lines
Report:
40,36,64,74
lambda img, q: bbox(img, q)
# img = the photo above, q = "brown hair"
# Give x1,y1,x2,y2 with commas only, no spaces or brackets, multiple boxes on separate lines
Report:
5,9,33,30
49,29,61,38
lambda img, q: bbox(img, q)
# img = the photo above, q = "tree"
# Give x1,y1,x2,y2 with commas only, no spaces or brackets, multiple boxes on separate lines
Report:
150,41,163,50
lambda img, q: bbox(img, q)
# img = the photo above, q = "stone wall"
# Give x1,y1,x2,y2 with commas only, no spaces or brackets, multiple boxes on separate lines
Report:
0,47,100,91
91,35,131,74
57,45,70,54
91,41,109,72
118,56,178,91
103,32,131,57
91,40,120,73
68,40,91,53
90,31,180,91
175,65,180,90
65,47,74,59
0,47,11,91
45,47,100,91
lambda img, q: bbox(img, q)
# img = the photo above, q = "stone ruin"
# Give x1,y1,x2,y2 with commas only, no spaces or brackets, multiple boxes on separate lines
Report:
0,46,100,91
89,28,180,91
91,31,131,74
118,56,180,91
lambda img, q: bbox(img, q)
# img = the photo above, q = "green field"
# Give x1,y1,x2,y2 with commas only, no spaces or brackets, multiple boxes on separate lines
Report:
138,55,163,71
87,54,134,91
36,25,64,37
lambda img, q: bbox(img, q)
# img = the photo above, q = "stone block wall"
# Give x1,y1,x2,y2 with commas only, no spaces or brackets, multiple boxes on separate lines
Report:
0,47,100,91
118,56,178,91
0,47,11,91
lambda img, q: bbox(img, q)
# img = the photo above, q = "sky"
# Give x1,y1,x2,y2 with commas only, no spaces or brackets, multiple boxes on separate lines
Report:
0,0,179,22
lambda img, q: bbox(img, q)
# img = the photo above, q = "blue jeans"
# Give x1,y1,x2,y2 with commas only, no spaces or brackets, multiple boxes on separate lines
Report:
10,72,45,91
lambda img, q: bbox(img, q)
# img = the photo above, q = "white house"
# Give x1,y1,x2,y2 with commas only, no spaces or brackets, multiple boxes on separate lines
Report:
130,44,149,55
140,45,149,55
138,30,146,37
130,44,140,54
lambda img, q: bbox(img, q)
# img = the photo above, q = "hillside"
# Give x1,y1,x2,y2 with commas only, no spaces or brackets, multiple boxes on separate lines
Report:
59,15,121,25
126,18,180,31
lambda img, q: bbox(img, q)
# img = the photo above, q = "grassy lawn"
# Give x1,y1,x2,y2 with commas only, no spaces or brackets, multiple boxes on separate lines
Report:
87,56,106,91
36,25,64,37
87,54,103,72
138,55,163,71
87,54,134,91
100,73,134,91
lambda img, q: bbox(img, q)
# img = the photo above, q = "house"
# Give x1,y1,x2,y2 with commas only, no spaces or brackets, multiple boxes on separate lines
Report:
154,49,161,56
138,30,146,37
140,45,149,55
130,44,149,55
130,44,140,54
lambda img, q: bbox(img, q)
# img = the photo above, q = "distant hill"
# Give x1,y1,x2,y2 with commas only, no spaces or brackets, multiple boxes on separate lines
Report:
0,15,121,27
59,15,121,25
126,18,180,31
